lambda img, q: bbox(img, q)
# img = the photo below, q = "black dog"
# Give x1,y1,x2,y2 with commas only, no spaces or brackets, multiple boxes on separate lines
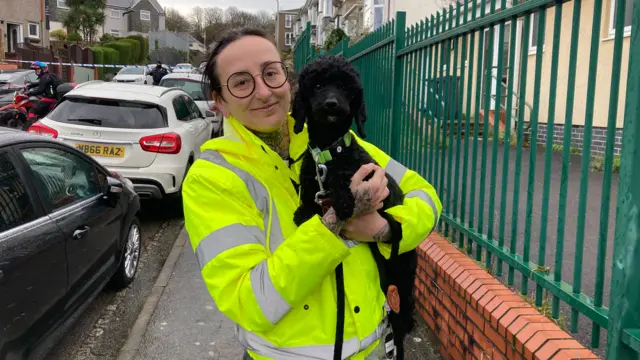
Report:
291,55,417,360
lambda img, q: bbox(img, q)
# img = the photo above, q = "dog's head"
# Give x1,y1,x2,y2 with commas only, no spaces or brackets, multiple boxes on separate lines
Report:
291,55,367,147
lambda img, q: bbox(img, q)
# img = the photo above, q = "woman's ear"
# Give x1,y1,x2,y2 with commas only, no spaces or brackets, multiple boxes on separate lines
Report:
212,91,230,118
291,87,307,134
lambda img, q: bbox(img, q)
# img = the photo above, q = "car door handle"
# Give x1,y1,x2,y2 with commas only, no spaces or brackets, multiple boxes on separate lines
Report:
73,226,90,240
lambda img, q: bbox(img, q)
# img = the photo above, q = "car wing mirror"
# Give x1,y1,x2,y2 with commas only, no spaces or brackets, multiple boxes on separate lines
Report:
104,176,124,206
205,110,215,118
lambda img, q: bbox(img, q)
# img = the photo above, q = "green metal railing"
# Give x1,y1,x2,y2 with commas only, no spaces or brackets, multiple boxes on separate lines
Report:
294,0,640,358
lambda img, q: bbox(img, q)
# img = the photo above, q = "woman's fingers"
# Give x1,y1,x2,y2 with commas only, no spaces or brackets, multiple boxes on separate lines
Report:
352,163,378,185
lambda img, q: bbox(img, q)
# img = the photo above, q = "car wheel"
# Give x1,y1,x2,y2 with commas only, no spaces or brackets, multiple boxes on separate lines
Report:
109,217,142,289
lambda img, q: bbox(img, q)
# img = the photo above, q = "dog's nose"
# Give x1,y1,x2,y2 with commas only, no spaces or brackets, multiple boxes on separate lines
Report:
324,99,338,109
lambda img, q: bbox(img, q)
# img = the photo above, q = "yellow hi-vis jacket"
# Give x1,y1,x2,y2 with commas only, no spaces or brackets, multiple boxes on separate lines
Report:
182,114,442,360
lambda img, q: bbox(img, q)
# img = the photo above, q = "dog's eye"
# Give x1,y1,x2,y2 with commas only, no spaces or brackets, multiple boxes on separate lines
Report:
315,84,321,89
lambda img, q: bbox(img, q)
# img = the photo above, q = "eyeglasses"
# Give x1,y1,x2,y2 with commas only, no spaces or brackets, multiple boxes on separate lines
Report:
222,61,288,99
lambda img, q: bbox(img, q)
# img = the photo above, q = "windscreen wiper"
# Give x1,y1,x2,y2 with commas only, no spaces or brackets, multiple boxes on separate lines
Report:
67,118,103,125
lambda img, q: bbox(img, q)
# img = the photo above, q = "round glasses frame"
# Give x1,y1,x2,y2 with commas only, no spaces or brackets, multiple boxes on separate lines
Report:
221,61,289,99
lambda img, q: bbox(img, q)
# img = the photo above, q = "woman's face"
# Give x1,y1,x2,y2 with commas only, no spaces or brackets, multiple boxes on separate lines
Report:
213,36,291,133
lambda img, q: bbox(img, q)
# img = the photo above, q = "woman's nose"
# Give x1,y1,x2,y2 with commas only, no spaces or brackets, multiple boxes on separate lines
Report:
254,77,272,99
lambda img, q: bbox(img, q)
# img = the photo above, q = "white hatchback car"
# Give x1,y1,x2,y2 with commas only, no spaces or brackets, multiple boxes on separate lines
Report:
112,66,154,85
172,63,193,73
27,81,214,201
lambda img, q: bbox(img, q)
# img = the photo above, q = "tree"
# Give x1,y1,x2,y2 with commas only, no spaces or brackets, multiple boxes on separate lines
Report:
203,7,224,27
323,28,348,51
190,6,205,39
165,7,191,33
62,0,106,42
50,29,67,41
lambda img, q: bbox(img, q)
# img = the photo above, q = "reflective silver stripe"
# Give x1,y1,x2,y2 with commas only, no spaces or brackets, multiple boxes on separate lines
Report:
238,316,388,359
194,224,264,268
250,260,292,324
267,198,285,253
200,150,270,214
406,189,440,223
198,150,290,323
385,158,407,184
199,150,286,252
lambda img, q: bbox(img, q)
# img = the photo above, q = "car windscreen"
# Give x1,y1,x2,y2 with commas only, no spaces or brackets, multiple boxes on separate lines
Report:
160,79,207,101
118,67,145,75
0,73,23,84
47,97,167,129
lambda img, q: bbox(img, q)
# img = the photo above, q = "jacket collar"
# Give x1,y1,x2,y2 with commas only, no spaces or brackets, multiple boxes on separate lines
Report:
201,113,308,163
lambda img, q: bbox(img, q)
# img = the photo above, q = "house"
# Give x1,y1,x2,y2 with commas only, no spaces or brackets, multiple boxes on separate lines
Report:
49,0,165,40
517,0,628,155
276,8,299,52
186,34,205,53
1,0,50,54
293,0,441,48
433,0,628,157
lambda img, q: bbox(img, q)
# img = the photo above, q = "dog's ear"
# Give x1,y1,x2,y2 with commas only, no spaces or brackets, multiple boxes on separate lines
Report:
291,86,307,134
354,88,367,139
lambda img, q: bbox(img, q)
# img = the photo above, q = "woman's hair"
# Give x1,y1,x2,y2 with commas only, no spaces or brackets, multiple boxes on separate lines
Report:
203,28,274,100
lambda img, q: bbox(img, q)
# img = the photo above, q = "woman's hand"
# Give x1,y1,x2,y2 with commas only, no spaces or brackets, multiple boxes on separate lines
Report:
341,211,391,243
350,163,389,217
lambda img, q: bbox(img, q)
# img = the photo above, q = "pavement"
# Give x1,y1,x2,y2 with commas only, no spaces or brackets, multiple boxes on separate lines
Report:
118,228,443,360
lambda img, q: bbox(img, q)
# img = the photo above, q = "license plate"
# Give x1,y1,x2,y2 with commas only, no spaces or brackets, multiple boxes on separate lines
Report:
75,143,125,158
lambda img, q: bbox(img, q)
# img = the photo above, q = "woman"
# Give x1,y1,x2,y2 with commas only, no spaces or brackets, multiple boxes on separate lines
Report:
182,28,441,360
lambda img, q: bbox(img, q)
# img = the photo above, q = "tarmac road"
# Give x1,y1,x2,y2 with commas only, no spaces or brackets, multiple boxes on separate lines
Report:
42,201,185,360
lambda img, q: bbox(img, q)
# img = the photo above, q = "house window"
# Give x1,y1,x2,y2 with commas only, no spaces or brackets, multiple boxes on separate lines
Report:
373,0,384,30
110,9,121,18
28,23,39,38
609,0,633,36
285,32,293,46
285,15,293,28
140,10,151,21
57,0,68,8
528,12,545,53
110,29,120,37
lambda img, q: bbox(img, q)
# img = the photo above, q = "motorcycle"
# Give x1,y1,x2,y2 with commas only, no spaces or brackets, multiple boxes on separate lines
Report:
0,82,77,130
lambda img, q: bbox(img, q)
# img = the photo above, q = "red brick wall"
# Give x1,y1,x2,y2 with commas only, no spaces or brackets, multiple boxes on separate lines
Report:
415,233,600,360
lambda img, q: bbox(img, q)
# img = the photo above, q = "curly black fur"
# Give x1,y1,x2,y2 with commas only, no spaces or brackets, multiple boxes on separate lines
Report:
291,55,418,358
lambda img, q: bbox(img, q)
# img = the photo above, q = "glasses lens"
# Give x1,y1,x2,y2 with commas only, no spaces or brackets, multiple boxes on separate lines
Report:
227,72,255,98
263,62,288,89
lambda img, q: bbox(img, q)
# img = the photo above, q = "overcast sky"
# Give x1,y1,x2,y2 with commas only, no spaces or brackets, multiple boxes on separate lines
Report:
157,0,306,16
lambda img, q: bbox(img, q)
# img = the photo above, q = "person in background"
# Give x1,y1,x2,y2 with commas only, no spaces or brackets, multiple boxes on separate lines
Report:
25,61,61,128
182,28,442,360
151,61,168,85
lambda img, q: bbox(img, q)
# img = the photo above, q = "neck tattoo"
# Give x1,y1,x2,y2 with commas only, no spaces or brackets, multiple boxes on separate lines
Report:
253,120,290,160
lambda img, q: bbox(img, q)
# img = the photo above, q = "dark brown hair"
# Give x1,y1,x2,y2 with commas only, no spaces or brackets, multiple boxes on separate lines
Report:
203,28,274,101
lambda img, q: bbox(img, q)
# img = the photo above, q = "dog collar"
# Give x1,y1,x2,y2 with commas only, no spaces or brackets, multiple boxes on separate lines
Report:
309,132,353,164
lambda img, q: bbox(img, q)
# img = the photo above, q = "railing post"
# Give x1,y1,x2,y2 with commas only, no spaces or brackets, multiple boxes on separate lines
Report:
341,38,349,58
606,0,640,358
390,11,406,158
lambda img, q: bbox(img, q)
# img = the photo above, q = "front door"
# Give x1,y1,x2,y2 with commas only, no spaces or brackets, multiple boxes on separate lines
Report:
16,145,122,295
7,24,20,53
0,149,67,358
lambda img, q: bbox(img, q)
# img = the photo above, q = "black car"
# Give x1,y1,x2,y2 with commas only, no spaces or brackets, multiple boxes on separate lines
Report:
0,128,141,360
0,70,38,106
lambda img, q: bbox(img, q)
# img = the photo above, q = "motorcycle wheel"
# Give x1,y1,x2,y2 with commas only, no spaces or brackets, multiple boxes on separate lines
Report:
0,111,10,127
6,112,26,130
